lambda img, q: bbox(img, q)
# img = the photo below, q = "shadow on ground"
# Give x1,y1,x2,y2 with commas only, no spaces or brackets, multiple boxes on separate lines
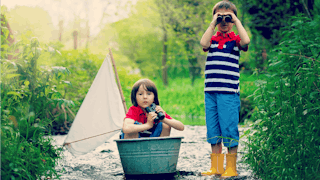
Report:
116,171,253,180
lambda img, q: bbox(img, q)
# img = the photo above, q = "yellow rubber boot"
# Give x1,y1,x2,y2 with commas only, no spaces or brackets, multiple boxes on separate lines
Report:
201,153,225,176
221,153,238,177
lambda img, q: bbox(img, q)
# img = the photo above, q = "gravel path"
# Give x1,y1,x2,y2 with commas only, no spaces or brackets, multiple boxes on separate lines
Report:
51,125,261,180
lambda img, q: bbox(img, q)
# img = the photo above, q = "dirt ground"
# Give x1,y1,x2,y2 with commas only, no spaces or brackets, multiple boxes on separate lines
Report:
51,125,261,180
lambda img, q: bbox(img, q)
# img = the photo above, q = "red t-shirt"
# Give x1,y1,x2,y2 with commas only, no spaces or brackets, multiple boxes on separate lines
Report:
203,31,248,52
125,105,172,124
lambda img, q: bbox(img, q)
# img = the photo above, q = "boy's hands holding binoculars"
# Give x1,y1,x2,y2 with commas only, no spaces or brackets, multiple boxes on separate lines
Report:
155,105,165,117
146,111,157,127
210,12,239,29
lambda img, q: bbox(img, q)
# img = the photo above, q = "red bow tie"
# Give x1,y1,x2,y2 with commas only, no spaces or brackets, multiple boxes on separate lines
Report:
213,32,236,49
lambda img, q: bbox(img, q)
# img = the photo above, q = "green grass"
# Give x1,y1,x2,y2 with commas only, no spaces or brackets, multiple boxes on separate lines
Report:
154,78,206,126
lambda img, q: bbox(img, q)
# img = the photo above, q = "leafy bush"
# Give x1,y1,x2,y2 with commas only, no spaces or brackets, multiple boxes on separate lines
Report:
50,50,103,112
243,15,320,180
1,119,62,179
0,58,60,179
1,18,67,179
239,72,261,123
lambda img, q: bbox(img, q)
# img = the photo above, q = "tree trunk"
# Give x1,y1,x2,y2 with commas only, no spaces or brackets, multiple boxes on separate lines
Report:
59,20,63,41
85,0,90,49
186,41,201,86
86,20,90,49
73,31,78,50
162,29,168,86
189,58,198,86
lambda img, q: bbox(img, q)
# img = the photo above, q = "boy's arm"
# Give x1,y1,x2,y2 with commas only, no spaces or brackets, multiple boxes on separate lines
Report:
155,105,184,131
122,117,153,134
162,118,184,131
200,14,218,49
231,14,250,48
200,26,215,49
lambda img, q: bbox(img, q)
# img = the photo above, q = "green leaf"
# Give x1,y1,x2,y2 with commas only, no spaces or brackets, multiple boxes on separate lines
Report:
24,80,30,87
7,91,22,98
61,80,72,86
309,92,319,99
5,73,20,79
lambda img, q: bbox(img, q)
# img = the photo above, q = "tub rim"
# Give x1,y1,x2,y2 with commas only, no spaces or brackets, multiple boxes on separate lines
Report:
114,136,184,142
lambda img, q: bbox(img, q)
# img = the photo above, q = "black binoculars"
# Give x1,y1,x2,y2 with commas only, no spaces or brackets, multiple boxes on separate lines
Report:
217,15,232,23
145,103,165,123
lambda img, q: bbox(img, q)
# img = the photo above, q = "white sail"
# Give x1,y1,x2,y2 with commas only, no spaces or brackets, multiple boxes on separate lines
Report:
63,54,124,156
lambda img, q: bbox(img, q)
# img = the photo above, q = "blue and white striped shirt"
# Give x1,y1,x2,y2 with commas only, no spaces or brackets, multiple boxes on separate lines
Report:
204,31,248,93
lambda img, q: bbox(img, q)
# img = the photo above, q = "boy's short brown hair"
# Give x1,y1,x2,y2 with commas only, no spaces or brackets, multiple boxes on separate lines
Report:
131,79,160,107
212,0,237,17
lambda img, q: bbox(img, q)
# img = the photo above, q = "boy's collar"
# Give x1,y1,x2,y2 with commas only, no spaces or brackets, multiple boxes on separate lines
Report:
216,31,235,38
135,105,146,115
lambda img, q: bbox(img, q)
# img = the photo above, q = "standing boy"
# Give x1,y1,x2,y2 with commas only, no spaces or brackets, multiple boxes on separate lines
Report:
200,0,250,177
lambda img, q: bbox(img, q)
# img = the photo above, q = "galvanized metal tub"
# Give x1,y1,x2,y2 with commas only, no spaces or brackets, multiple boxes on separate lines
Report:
114,136,184,175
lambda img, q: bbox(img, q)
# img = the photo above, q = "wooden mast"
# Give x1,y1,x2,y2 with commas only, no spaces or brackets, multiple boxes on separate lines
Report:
109,48,127,114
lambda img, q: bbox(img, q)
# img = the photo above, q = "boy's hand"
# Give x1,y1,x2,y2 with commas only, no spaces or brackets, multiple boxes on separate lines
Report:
229,12,240,24
210,13,219,30
146,112,156,127
155,106,166,117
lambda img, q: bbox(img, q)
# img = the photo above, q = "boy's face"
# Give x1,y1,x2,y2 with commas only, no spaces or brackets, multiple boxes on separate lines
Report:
136,85,155,110
215,8,234,33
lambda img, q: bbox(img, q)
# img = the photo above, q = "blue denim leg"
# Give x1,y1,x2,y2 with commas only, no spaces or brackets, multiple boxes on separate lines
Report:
150,122,163,137
217,93,240,148
120,121,141,139
120,121,163,139
205,92,222,144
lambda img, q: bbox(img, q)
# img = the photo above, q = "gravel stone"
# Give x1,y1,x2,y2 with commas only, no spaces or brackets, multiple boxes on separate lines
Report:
51,125,261,180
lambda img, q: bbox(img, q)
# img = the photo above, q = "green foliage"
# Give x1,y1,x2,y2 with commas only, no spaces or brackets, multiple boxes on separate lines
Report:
110,0,164,78
155,78,206,125
1,119,62,179
1,21,66,179
49,49,104,116
1,15,12,53
243,0,316,45
0,61,60,179
239,72,261,122
243,15,320,179
93,0,253,86
162,0,215,83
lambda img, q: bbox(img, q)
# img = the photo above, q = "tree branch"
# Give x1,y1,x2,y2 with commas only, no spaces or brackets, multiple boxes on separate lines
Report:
301,0,313,20
313,82,320,93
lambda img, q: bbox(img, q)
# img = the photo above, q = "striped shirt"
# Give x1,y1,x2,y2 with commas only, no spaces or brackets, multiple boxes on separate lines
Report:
203,31,248,93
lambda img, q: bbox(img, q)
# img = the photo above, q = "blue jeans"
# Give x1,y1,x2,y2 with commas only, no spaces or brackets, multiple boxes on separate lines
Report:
120,121,163,139
205,92,240,148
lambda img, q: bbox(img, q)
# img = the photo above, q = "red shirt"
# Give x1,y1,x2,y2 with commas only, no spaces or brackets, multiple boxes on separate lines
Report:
125,105,172,124
203,31,248,52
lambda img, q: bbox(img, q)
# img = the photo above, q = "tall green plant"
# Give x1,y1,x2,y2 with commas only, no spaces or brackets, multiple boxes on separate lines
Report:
243,15,320,180
0,61,60,179
1,38,73,131
1,19,69,179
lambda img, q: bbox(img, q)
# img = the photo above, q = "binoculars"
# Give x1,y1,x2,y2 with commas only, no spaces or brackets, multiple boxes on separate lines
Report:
217,15,232,23
145,103,165,123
